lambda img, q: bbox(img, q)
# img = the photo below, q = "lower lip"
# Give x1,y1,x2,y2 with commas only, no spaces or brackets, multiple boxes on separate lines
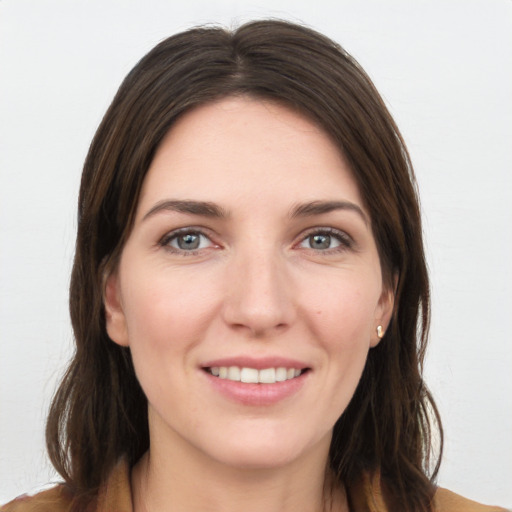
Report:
203,370,309,406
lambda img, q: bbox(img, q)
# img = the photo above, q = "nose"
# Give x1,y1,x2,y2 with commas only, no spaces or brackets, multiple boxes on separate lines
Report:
221,248,296,338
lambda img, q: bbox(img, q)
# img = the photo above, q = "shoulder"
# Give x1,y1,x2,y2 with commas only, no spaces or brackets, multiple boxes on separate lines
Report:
1,485,73,512
1,458,132,512
348,470,508,512
434,487,509,512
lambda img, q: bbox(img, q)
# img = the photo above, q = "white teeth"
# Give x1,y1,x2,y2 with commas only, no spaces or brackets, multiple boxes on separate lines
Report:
227,366,241,381
208,366,304,384
240,367,259,383
258,368,276,384
275,367,288,382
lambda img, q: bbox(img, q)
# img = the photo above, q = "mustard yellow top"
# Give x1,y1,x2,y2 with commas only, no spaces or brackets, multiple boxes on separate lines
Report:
1,459,507,512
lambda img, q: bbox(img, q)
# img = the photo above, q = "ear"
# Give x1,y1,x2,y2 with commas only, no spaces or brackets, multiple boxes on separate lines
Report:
370,276,397,348
103,271,130,347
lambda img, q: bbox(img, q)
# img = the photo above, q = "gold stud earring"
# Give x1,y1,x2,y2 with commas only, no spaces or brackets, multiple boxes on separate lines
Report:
376,325,384,339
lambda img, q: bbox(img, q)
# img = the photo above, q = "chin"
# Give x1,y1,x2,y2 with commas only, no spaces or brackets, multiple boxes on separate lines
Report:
214,446,302,471
203,428,330,471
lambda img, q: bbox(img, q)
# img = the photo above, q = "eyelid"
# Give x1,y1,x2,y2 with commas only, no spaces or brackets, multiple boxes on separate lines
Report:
157,225,354,256
295,226,354,251
158,226,219,254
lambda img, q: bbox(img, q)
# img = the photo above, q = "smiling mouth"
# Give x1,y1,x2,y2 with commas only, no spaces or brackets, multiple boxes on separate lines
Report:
204,366,308,384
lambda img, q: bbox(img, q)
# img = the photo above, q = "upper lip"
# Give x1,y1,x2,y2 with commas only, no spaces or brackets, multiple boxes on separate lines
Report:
201,356,310,370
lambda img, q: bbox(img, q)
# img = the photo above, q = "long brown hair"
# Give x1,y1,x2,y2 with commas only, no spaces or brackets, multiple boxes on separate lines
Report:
46,19,442,511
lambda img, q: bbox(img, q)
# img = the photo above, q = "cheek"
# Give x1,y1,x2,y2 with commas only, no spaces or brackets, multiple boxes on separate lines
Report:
122,266,217,339
118,264,227,397
309,278,379,413
118,270,215,406
303,273,380,348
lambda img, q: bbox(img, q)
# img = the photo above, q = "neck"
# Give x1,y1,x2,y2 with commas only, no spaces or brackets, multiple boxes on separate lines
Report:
131,426,348,512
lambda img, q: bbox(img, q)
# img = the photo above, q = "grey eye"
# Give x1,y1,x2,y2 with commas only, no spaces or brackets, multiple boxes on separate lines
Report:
177,233,201,250
300,233,342,250
166,231,212,251
309,234,332,249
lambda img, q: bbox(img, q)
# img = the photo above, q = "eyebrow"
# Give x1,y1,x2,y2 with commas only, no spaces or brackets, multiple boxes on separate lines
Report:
142,198,368,224
142,200,229,221
290,200,368,225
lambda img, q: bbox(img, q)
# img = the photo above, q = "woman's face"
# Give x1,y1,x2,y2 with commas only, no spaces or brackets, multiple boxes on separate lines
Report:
105,97,393,470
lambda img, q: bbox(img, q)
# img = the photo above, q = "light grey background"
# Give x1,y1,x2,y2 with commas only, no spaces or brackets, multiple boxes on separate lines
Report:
1,0,511,506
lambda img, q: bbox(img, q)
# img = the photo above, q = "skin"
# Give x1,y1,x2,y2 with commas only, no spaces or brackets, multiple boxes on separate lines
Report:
104,97,394,512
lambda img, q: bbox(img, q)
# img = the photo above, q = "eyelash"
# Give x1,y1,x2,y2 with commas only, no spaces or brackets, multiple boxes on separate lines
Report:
159,227,217,256
158,226,353,256
297,227,353,253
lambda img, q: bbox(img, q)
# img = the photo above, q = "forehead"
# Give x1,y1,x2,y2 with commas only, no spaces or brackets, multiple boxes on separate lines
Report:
137,97,365,216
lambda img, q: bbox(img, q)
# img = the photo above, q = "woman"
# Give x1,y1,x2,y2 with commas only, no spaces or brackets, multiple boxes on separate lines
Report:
2,20,506,512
